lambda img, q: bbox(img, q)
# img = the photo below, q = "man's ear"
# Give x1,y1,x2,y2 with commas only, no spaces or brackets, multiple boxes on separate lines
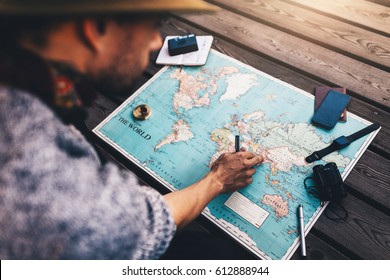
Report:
77,19,107,53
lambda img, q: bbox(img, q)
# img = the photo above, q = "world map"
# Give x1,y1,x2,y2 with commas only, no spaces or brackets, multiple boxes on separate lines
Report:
94,50,377,259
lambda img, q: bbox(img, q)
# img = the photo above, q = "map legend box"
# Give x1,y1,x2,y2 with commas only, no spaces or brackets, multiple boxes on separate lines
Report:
225,192,269,228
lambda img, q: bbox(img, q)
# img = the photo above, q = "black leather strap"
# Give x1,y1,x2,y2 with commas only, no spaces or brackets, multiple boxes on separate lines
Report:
346,122,380,142
306,123,380,163
305,143,338,163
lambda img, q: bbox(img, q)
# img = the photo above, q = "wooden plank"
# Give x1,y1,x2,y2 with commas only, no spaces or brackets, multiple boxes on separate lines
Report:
285,0,390,34
379,1,390,6
175,10,390,109
314,195,390,259
85,94,119,130
345,150,390,210
291,233,349,259
194,209,350,259
366,0,390,7
209,0,390,69
160,19,322,91
347,99,390,156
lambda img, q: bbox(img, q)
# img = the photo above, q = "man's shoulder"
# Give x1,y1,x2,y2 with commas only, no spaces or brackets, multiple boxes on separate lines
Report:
0,85,63,153
0,85,57,127
0,84,51,104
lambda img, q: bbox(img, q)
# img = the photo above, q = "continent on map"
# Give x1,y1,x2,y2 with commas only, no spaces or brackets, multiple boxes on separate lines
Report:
154,119,193,151
219,73,259,102
170,69,210,115
208,127,240,167
209,110,350,174
242,111,350,167
262,194,289,218
266,146,307,172
170,67,240,115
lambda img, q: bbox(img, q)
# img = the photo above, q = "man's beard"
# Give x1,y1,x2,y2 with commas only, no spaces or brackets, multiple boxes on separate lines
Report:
91,58,144,97
89,31,147,97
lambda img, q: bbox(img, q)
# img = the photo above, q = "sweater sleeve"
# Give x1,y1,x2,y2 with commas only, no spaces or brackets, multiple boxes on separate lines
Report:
0,88,176,259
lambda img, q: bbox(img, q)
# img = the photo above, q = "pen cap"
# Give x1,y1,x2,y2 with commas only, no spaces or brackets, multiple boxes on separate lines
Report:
298,205,304,218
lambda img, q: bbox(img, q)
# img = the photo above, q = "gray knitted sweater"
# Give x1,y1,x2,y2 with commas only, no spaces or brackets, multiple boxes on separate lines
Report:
0,86,176,259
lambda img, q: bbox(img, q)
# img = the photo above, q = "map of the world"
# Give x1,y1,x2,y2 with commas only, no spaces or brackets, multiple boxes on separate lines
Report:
94,50,378,259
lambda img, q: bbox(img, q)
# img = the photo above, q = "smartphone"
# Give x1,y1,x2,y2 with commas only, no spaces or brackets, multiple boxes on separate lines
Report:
311,90,351,130
314,86,347,122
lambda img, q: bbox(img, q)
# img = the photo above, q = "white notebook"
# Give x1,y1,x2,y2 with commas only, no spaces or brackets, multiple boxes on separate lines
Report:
156,35,213,66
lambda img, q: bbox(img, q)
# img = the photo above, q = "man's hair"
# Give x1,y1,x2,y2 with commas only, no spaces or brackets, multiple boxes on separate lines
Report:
0,16,71,50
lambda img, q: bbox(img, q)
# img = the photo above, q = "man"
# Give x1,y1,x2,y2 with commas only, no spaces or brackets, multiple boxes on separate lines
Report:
0,0,263,259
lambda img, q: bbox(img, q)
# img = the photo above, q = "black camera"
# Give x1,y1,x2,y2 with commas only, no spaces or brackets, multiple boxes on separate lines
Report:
312,162,347,202
168,34,199,56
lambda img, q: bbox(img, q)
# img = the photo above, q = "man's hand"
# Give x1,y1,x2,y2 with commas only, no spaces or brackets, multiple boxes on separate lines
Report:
210,147,263,194
164,147,263,229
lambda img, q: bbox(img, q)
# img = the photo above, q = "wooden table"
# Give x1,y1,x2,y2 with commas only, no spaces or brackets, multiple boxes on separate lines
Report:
86,0,390,260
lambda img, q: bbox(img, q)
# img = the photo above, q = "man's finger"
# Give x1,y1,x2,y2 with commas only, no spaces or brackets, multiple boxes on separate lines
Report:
244,155,263,167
